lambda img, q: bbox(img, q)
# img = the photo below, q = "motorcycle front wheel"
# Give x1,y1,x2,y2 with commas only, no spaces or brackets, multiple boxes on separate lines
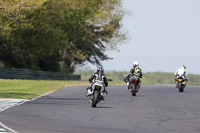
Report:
92,90,100,107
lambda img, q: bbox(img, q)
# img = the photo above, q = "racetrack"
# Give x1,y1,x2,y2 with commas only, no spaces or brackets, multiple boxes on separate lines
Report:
0,84,200,133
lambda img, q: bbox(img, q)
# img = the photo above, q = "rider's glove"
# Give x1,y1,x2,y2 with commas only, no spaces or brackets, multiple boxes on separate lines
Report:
89,79,92,83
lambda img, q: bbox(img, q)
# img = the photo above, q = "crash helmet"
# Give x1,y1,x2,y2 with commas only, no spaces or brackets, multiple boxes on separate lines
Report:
181,65,186,69
97,66,104,72
133,61,139,67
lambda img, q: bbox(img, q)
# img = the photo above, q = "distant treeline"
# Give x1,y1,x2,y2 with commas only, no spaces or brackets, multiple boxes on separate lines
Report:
74,71,200,86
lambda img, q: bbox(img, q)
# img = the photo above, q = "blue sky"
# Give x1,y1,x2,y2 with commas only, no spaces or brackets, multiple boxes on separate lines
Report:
84,0,200,74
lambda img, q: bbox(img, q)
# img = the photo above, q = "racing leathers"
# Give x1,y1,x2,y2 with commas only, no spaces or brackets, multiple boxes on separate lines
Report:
87,71,108,96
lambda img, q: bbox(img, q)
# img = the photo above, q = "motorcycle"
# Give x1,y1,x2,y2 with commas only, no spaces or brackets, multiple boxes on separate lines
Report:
129,76,139,96
124,74,139,96
89,80,106,107
176,74,186,92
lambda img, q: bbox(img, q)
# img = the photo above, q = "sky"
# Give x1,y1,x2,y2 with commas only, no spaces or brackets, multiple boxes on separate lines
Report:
84,0,200,74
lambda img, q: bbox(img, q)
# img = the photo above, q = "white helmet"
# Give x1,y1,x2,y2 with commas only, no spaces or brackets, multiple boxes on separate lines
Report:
133,61,139,67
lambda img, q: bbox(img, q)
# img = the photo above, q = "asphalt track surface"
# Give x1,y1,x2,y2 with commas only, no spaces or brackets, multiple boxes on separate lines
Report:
0,84,200,133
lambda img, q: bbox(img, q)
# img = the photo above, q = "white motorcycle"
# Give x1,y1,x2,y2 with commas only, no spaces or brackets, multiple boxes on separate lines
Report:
176,74,187,92
89,80,106,107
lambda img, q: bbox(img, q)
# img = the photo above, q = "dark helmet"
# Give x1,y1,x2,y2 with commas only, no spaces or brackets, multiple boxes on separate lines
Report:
97,66,104,72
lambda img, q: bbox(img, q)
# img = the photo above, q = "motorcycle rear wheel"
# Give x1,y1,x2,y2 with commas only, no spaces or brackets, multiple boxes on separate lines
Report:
178,82,183,92
131,85,136,96
92,90,100,107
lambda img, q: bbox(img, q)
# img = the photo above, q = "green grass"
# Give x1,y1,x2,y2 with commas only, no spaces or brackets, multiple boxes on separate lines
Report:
0,79,89,99
0,79,122,100
1,72,199,100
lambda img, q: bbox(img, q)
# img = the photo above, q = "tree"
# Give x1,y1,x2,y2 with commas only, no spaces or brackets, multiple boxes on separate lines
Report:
0,0,128,73
0,0,48,29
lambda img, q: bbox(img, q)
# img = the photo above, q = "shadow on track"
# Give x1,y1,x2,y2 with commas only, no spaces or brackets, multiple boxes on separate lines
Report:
27,97,87,105
92,106,115,109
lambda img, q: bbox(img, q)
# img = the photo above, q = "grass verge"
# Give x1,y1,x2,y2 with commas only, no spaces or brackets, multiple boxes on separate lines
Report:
0,79,88,99
0,79,123,99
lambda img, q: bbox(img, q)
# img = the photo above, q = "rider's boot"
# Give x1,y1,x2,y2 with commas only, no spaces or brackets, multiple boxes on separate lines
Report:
138,82,141,89
87,87,92,97
175,81,178,88
127,82,131,90
101,89,107,96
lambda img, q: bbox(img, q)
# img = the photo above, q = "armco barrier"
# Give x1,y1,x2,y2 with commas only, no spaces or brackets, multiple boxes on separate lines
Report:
0,68,80,80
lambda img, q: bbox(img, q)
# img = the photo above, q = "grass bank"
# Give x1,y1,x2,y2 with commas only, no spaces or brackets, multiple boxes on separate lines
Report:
0,79,122,99
0,79,88,99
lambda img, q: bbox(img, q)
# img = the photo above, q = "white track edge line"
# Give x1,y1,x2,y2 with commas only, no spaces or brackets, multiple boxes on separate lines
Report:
0,122,18,133
0,88,65,133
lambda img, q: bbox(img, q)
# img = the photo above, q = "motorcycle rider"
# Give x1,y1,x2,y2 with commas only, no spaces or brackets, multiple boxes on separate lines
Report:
174,65,188,88
124,61,143,89
87,66,108,96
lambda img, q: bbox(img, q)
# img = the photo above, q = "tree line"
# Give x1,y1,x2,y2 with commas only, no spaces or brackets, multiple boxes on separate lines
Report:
0,0,127,73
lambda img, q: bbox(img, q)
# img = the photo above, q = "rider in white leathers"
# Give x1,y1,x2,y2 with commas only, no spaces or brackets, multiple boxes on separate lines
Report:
174,65,188,87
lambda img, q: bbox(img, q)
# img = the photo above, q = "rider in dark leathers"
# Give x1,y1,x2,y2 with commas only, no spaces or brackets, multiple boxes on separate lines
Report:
87,66,108,96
